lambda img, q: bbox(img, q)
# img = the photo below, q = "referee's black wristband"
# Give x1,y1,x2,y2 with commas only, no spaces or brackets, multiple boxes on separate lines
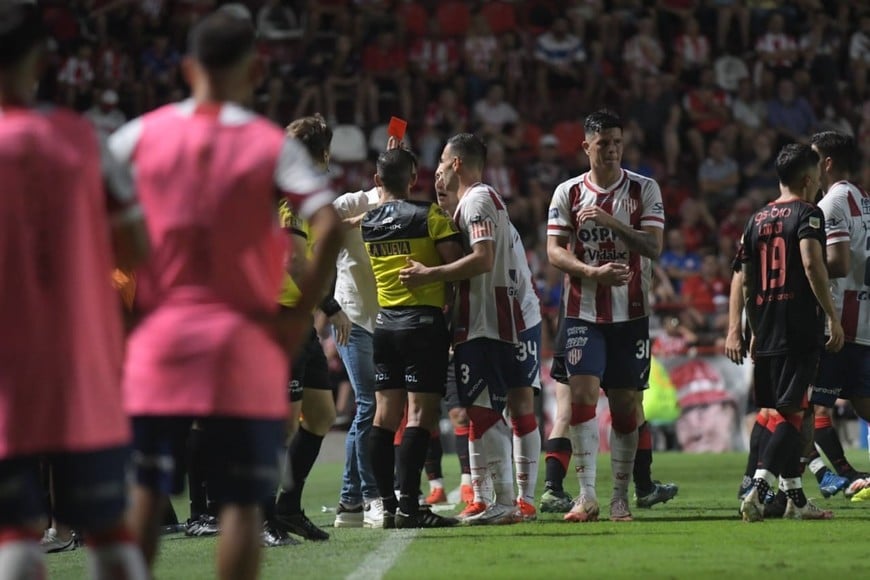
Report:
319,297,342,317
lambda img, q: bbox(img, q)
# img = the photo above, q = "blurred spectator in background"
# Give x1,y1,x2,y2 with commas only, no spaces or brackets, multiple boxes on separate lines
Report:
362,29,411,125
85,88,126,138
683,66,734,161
623,14,664,77
57,42,94,109
324,34,364,125
473,82,519,137
754,12,797,82
534,17,586,108
766,77,816,145
626,74,682,177
698,137,739,218
673,17,711,86
660,229,702,293
256,0,304,41
464,13,500,106
848,12,870,100
680,254,729,335
409,20,461,110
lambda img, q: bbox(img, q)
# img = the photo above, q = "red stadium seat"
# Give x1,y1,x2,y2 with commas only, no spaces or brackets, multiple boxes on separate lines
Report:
399,1,428,38
552,121,585,159
480,1,517,34
436,1,471,38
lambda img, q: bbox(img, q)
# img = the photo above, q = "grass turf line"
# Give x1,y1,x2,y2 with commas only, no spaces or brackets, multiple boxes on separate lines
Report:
46,450,870,579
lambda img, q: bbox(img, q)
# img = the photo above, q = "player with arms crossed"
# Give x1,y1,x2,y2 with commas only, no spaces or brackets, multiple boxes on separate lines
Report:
400,133,527,524
739,143,843,522
547,109,665,523
0,4,150,578
362,148,464,528
109,8,343,578
809,131,870,497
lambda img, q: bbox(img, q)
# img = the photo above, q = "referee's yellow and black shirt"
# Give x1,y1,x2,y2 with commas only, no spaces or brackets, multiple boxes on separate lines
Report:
361,200,461,308
277,198,310,308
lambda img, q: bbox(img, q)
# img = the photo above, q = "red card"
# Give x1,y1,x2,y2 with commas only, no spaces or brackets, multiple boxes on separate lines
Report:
387,116,407,140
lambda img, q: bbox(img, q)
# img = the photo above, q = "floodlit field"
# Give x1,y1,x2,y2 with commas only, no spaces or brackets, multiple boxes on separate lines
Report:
47,449,870,579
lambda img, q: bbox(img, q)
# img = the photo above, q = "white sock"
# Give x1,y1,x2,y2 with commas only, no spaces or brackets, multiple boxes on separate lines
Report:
569,419,599,500
752,468,778,490
460,473,472,487
429,478,444,491
0,540,45,580
469,437,492,504
610,427,638,500
513,426,541,503
87,542,149,580
481,419,515,506
808,457,826,475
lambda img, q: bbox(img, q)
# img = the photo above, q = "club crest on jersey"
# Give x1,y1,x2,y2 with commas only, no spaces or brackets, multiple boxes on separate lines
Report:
567,348,583,366
616,198,638,214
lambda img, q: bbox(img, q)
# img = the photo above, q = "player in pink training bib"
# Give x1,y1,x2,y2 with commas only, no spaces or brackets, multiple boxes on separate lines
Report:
108,7,342,577
0,3,149,577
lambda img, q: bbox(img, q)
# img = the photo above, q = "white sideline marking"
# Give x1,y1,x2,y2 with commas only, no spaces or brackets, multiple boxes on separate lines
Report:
346,529,419,580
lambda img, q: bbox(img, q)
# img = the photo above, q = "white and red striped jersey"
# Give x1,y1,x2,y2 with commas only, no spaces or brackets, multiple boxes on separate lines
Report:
547,169,665,323
818,180,870,345
453,183,523,345
511,223,542,329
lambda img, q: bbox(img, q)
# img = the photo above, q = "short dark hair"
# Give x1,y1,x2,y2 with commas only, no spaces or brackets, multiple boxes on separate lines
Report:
0,1,45,68
187,7,256,70
286,114,333,165
446,133,487,171
377,149,415,196
584,109,623,136
811,131,860,175
775,143,819,189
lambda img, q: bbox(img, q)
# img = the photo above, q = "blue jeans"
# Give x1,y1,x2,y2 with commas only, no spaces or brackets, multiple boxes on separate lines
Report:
335,323,378,505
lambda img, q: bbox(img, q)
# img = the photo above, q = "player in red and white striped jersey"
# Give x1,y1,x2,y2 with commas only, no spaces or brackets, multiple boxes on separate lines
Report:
400,133,526,525
807,132,870,493
547,110,665,523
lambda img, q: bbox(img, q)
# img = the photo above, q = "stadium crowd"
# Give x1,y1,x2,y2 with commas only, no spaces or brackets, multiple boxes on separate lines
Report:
37,0,870,356
3,1,870,578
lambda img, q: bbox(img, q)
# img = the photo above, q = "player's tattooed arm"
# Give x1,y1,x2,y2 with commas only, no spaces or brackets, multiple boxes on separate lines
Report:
576,206,663,258
546,234,629,286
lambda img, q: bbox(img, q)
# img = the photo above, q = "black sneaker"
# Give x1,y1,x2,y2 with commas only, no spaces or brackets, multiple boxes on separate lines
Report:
262,521,300,547
274,511,330,541
762,491,787,519
395,506,459,529
185,515,219,537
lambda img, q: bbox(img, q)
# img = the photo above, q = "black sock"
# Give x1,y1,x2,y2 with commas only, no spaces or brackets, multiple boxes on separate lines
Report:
399,427,431,515
760,421,801,479
544,437,571,492
757,425,773,469
425,432,443,481
187,427,208,520
745,420,765,478
815,424,855,476
634,422,653,493
456,428,470,476
370,426,398,514
394,443,402,491
276,427,324,516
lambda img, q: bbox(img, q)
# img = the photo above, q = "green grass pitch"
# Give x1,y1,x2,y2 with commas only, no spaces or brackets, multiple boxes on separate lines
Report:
47,450,869,579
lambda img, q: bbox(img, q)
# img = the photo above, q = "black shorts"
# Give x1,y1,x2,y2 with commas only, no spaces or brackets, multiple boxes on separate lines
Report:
811,342,870,407
289,328,331,403
132,416,283,506
444,352,461,410
374,307,449,394
753,350,819,411
453,337,525,413
0,445,130,531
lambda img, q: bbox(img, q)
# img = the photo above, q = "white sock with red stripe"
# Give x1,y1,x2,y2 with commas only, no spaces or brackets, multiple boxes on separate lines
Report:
512,414,540,503
86,526,148,580
610,411,638,501
468,437,492,504
0,530,44,580
482,419,515,507
568,404,599,501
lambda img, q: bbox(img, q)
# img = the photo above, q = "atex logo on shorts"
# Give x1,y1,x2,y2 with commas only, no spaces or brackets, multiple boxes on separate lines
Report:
567,348,583,366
